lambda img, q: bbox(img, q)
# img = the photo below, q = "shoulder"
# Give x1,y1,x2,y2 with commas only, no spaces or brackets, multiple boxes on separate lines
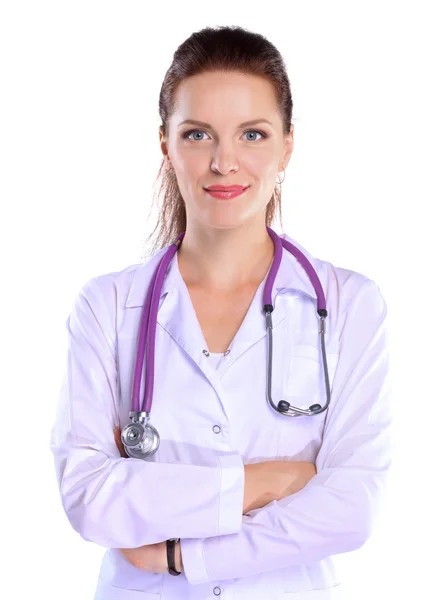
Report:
77,248,166,306
281,232,387,331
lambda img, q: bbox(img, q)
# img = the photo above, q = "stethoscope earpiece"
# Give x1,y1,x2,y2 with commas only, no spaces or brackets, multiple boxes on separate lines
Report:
277,401,324,415
277,401,290,413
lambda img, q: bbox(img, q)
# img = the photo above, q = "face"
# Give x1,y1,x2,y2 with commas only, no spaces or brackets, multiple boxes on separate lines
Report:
159,71,294,231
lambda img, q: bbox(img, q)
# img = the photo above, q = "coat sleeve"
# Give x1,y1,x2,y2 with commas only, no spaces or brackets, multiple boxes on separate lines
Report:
180,278,394,585
49,275,245,549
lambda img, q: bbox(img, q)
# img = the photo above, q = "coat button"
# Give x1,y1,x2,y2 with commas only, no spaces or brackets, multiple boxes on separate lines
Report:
202,349,210,357
213,587,221,596
212,425,221,434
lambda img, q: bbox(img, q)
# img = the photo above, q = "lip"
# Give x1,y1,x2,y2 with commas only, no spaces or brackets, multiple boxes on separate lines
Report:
204,185,249,191
204,187,248,200
203,185,249,200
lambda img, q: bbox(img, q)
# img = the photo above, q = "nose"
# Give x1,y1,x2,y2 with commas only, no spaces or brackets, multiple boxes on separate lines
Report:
210,144,239,175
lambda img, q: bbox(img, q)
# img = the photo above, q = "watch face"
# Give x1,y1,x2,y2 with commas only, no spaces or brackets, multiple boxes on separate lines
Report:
169,538,179,542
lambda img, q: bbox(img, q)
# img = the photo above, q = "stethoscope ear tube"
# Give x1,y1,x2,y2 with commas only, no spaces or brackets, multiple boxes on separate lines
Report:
265,310,331,417
124,237,185,460
264,229,332,418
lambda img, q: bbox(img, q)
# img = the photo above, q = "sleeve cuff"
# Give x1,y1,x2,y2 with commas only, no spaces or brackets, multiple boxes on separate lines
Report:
217,452,245,536
180,537,208,585
180,453,245,585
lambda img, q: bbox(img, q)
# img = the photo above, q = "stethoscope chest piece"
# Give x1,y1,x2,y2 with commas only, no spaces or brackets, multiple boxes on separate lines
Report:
121,411,160,459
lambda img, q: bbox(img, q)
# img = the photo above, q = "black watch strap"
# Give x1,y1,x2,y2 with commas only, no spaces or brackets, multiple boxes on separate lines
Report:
166,538,181,576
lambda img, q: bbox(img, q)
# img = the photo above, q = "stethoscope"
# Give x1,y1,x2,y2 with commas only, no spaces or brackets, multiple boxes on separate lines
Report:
121,226,332,460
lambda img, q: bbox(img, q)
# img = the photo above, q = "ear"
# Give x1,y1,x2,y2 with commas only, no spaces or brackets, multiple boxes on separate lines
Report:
159,127,169,162
281,123,294,170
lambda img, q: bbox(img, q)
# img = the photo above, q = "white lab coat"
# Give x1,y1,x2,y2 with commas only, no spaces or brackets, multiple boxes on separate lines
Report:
49,232,393,599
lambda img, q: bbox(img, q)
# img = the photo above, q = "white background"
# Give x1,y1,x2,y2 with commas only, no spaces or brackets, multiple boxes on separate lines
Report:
1,1,442,598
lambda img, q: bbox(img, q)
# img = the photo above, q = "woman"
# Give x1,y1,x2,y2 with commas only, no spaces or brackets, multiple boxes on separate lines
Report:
49,25,393,600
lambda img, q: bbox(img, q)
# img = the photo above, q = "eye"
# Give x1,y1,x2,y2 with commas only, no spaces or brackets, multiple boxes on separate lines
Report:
183,129,208,141
182,129,268,142
243,130,267,142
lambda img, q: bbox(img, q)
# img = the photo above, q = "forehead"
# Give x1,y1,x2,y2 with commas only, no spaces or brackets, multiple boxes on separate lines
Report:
171,71,279,124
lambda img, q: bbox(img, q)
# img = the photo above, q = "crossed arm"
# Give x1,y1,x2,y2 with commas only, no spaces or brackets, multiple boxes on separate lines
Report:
53,276,392,584
114,428,316,575
113,281,393,582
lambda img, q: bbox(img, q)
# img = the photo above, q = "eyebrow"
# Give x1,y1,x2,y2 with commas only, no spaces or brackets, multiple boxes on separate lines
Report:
178,118,273,129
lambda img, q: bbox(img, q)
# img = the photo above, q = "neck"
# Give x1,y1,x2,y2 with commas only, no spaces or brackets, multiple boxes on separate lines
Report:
176,221,275,293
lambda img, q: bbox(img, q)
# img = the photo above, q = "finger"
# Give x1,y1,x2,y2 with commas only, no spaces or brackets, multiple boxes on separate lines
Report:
114,428,129,458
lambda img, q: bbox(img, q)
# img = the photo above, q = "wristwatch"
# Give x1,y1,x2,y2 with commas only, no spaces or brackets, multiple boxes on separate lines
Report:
166,538,181,576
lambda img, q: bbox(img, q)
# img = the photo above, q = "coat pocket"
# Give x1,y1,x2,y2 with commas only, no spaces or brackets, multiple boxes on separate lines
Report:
277,336,339,460
93,577,161,600
281,582,345,599
284,336,339,408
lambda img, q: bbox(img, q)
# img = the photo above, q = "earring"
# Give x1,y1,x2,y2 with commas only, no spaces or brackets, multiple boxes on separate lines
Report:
277,168,286,185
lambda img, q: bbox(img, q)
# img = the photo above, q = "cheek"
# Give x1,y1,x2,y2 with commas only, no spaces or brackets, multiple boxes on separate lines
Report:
243,150,278,172
170,144,200,174
245,161,280,197
171,160,201,197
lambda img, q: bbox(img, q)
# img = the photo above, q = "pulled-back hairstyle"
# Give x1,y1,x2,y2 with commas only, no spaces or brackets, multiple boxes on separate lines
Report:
142,25,293,258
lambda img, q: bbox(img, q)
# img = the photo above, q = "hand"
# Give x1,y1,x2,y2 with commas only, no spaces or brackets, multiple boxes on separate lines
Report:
267,460,317,501
114,427,128,458
243,460,317,513
118,541,183,574
119,542,167,574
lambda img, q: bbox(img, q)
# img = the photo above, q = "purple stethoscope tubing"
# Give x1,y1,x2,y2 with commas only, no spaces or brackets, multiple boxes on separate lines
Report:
123,226,331,458
130,232,185,419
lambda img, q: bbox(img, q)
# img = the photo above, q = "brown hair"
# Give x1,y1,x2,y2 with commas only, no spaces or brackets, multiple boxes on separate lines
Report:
142,25,294,259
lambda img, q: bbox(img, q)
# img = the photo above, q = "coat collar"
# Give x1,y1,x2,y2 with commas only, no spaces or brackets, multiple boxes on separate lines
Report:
124,232,323,391
125,232,319,309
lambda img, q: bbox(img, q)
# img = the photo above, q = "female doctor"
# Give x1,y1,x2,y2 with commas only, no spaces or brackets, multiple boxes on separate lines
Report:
49,25,393,600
